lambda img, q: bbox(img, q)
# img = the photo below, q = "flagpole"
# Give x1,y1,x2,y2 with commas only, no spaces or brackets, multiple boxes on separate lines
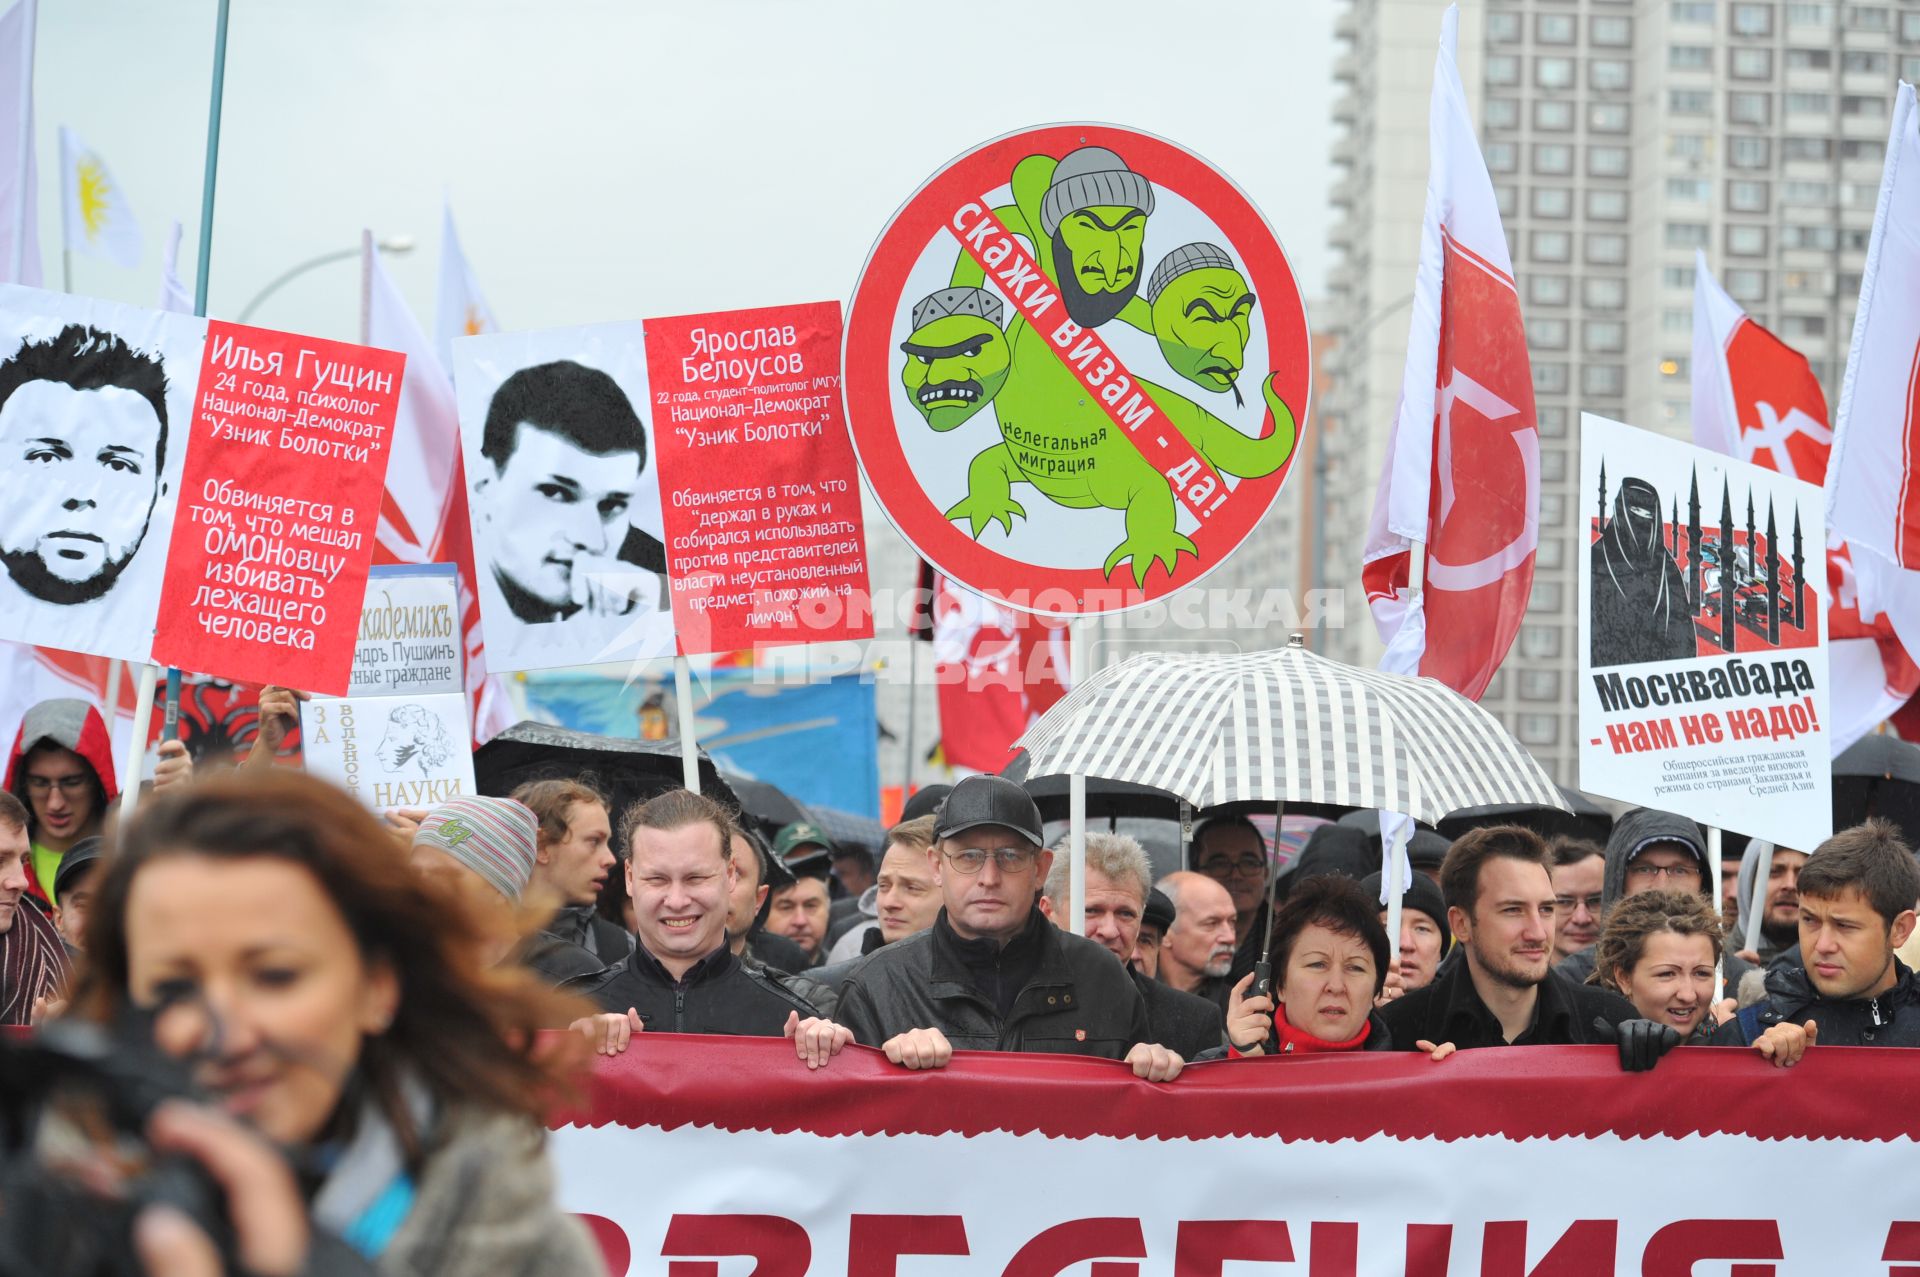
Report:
358,227,372,345
9,0,32,283
900,638,918,802
1068,614,1088,931
673,656,700,792
1709,825,1726,1002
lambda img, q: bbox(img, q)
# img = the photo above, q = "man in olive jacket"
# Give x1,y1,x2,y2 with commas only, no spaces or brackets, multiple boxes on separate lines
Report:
828,775,1184,1079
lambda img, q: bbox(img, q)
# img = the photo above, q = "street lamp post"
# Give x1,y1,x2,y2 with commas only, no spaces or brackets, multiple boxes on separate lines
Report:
236,234,415,324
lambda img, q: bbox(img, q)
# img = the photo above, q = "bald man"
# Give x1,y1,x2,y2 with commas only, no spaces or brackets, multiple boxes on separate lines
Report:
1156,871,1239,1013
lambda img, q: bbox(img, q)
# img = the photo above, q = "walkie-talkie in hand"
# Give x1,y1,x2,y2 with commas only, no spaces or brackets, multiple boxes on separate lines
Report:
1251,959,1273,1001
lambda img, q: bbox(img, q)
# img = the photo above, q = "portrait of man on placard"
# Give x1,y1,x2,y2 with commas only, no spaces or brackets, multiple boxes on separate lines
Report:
0,296,196,666
454,333,674,674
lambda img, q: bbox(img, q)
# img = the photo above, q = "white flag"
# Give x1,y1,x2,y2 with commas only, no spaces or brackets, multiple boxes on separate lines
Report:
156,219,190,313
58,126,140,268
434,202,496,373
0,0,40,285
1827,82,1920,657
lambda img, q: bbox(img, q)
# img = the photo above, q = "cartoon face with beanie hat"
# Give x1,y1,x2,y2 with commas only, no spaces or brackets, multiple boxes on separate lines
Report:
899,287,1011,431
1146,243,1256,401
1041,146,1155,328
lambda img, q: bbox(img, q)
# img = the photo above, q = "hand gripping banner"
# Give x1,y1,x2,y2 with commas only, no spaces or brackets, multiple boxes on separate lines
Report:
550,1035,1920,1276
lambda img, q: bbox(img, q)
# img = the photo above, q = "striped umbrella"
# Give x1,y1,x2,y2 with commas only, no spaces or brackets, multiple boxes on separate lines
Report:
1017,636,1565,826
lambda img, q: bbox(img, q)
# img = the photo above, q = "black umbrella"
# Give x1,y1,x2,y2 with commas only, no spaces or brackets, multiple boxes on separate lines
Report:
721,773,816,842
1436,785,1614,846
1832,734,1920,848
474,722,738,853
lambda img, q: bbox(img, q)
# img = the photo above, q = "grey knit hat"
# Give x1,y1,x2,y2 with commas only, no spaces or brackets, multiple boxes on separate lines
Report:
1145,242,1239,304
1039,147,1155,237
413,796,539,903
910,286,1005,331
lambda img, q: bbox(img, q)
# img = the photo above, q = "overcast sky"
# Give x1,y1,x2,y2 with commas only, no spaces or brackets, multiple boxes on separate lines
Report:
41,0,1336,344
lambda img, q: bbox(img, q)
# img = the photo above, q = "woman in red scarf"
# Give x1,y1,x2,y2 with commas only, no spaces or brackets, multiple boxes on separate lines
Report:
1222,875,1394,1056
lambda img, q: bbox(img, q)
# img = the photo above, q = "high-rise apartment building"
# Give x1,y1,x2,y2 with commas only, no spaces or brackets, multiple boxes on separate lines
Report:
1322,0,1919,787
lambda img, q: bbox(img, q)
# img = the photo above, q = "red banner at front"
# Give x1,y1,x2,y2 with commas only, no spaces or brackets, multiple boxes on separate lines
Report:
151,322,401,693
550,1035,1920,1276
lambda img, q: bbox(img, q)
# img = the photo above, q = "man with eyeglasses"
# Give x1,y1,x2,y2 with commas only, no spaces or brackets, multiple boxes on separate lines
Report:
1548,837,1605,967
827,775,1181,1079
1191,813,1271,987
1557,808,1753,992
4,698,117,907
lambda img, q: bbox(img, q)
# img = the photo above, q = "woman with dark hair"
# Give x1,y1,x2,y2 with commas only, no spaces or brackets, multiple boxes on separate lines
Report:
71,770,607,1276
1218,874,1394,1056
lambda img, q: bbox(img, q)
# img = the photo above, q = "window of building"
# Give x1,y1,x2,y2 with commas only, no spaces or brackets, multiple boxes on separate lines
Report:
1728,179,1771,212
1541,449,1568,484
1663,356,1691,379
1537,405,1569,437
1726,269,1769,303
1532,229,1572,262
1785,91,1832,114
1845,228,1872,251
1843,95,1888,119
1903,11,1920,40
1495,183,1518,217
1730,3,1774,36
1487,54,1521,86
1530,274,1571,306
1663,308,1692,332
1729,136,1771,169
1520,625,1562,659
1534,361,1569,394
1781,223,1837,250
1786,48,1832,69
1666,177,1711,201
1844,181,1879,209
1727,224,1769,255
1786,2,1832,24
1487,10,1521,41
1533,186,1572,218
1906,56,1920,84
1537,13,1576,42
1542,494,1566,529
1668,133,1709,160
1585,320,1626,353
1534,99,1574,131
1519,714,1561,746
1843,50,1889,74
1665,222,1710,248
1485,97,1519,130
1731,46,1774,78
1729,92,1773,126
1590,59,1631,91
1784,137,1832,161
1529,583,1564,614
1842,139,1885,163
1588,146,1630,177
1485,141,1517,173
1783,179,1832,203
1591,15,1631,45
1590,102,1630,133
1537,535,1565,569
1587,189,1628,221
1782,268,1829,295
1520,670,1562,702
1584,277,1626,309
1533,143,1574,175
1530,317,1569,349
1536,57,1576,90
1846,5,1888,31
1662,265,1696,289
1778,313,1828,338
1671,1,1713,20
1669,89,1711,115
1670,44,1712,70
1583,364,1625,397
1586,233,1628,265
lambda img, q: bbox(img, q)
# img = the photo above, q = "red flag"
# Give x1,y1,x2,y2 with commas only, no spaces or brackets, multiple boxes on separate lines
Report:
931,572,1069,774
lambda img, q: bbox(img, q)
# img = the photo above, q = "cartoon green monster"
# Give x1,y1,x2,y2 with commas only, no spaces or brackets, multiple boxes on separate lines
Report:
1146,243,1256,403
926,146,1298,586
898,287,1011,431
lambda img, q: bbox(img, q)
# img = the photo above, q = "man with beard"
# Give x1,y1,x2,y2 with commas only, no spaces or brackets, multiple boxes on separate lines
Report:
1379,826,1669,1068
1591,475,1696,666
1039,146,1155,329
0,324,170,608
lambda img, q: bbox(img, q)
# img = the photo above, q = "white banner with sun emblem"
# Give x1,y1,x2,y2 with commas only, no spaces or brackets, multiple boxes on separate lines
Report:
58,127,141,269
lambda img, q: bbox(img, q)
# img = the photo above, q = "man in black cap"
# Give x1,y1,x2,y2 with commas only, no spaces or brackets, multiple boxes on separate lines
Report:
50,834,102,955
824,775,1182,1077
1133,887,1176,979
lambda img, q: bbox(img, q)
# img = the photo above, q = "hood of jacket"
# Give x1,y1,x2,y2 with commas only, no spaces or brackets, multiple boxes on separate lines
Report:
5,698,118,823
1602,807,1706,909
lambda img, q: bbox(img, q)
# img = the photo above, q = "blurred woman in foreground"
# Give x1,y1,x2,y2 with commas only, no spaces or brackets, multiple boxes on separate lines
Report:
73,771,606,1276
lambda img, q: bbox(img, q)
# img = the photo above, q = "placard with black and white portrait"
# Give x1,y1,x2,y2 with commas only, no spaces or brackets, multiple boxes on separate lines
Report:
0,286,203,663
451,321,674,673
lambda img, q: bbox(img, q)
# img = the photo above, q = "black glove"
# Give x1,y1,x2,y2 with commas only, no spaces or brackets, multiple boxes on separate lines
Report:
1592,1016,1681,1072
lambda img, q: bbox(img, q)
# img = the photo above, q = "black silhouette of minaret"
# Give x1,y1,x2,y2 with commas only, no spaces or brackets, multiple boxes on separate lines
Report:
1687,467,1704,610
1746,489,1757,589
1792,506,1806,631
1765,500,1781,645
1598,458,1609,541
1671,494,1681,557
1721,479,1738,652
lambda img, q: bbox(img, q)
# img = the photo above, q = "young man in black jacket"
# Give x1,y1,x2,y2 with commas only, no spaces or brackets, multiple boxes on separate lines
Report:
794,775,1183,1078
1714,818,1920,1049
1379,824,1675,1070
591,790,819,1035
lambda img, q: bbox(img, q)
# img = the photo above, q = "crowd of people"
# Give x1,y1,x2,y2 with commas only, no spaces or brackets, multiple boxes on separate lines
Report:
3,688,1916,1272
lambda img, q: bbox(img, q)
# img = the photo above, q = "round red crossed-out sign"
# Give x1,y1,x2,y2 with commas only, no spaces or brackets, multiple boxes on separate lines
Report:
845,123,1311,617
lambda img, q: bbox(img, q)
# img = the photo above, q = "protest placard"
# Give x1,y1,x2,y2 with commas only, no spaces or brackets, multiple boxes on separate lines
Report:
843,124,1311,615
0,286,204,664
150,321,402,694
348,563,463,697
1579,413,1832,850
642,301,872,654
450,322,675,674
301,690,475,811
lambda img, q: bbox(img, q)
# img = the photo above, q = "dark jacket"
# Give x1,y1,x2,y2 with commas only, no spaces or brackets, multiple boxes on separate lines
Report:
1711,958,1920,1047
834,908,1149,1057
591,943,819,1035
520,905,634,989
1134,968,1226,1060
1378,954,1637,1049
747,927,815,975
